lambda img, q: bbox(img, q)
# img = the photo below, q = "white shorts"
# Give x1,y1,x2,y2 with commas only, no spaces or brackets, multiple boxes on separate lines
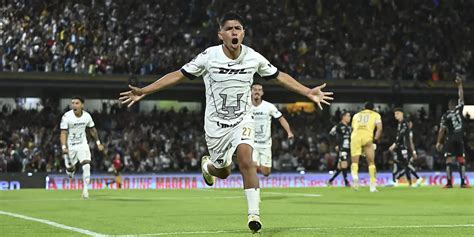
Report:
64,145,91,169
253,146,272,167
206,119,254,169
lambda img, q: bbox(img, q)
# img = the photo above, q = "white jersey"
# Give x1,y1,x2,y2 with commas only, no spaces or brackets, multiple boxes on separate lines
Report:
181,44,279,137
253,100,282,148
60,110,95,148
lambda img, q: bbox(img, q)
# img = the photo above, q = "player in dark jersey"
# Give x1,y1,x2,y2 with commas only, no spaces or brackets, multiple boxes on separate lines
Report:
389,108,422,187
327,112,351,187
436,77,468,188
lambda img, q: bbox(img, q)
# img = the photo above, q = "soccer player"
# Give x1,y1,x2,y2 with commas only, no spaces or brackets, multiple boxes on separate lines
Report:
119,12,333,233
350,102,383,192
251,82,294,177
60,97,104,198
327,111,351,187
388,108,422,187
436,77,468,188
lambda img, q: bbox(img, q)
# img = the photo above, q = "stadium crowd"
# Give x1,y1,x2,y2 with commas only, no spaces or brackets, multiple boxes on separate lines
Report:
0,103,472,174
0,0,472,80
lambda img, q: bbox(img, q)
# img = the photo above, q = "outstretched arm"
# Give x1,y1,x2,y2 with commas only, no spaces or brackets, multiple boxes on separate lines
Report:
119,70,187,107
274,72,333,110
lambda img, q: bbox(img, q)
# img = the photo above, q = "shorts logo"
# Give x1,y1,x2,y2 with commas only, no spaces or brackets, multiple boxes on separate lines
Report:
216,159,224,164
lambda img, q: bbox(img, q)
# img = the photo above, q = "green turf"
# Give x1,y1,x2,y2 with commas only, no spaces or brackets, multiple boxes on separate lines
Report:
0,187,473,236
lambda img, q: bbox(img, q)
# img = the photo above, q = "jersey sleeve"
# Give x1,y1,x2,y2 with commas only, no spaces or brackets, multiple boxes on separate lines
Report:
329,125,337,136
256,53,279,80
269,104,282,119
60,114,68,130
374,113,382,124
181,49,209,80
87,114,95,128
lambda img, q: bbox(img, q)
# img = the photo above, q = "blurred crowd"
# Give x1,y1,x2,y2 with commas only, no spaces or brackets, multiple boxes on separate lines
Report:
1,102,472,174
0,0,472,80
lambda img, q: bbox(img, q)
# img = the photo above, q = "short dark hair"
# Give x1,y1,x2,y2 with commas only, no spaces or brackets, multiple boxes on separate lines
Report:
448,98,457,108
251,82,263,88
364,101,374,110
219,12,244,28
341,111,351,119
393,107,403,113
72,96,84,104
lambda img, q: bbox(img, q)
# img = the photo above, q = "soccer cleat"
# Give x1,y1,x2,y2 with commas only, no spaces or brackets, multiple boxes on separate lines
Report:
415,178,423,187
369,184,378,193
81,190,89,199
352,180,359,191
393,180,400,187
443,184,453,189
325,180,333,187
344,180,351,187
248,214,262,233
460,183,470,188
201,156,215,186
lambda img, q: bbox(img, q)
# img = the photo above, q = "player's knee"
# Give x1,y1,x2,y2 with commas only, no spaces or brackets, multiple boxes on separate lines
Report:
456,156,465,165
81,160,91,166
262,169,271,177
66,167,75,172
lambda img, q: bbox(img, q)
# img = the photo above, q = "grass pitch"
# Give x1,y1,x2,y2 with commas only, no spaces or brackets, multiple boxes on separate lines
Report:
0,186,473,236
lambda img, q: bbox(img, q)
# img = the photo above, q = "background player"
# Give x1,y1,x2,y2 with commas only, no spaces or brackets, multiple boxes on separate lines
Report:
119,12,333,233
389,108,422,187
350,102,383,192
436,77,468,188
327,111,351,187
251,82,294,177
60,96,104,198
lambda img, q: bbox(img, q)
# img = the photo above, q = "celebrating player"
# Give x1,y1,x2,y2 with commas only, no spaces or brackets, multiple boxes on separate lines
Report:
251,82,294,177
60,97,104,199
119,12,333,233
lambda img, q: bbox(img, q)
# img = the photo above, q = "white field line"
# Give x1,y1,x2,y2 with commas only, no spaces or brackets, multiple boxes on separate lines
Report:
0,210,106,236
115,224,474,236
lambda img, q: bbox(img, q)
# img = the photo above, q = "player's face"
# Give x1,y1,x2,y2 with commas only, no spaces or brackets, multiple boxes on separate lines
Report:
218,20,245,51
71,99,83,112
251,85,263,100
394,111,403,121
342,113,351,123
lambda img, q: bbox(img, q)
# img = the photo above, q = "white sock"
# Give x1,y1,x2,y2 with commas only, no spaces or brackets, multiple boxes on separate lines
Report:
82,164,90,191
245,188,260,216
203,161,210,174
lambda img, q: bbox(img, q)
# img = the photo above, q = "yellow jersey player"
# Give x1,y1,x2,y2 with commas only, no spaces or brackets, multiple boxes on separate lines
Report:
350,102,383,192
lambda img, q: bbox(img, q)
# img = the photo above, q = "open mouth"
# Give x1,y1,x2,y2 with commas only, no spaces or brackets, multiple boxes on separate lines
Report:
232,38,238,44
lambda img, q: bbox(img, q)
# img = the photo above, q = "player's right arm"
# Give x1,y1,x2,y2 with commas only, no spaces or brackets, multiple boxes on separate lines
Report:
436,116,446,152
120,49,209,107
119,70,187,107
455,76,464,104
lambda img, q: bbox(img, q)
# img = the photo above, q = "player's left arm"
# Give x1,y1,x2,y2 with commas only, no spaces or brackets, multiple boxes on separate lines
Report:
87,127,104,151
277,116,294,139
274,72,333,110
374,114,383,143
409,130,417,159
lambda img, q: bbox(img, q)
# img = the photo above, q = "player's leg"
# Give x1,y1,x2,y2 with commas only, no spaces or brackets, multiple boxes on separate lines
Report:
236,143,261,233
455,140,467,188
64,151,78,178
201,135,233,186
363,142,377,192
350,137,362,190
340,158,350,187
445,156,454,188
258,147,272,177
327,157,341,185
77,147,92,198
